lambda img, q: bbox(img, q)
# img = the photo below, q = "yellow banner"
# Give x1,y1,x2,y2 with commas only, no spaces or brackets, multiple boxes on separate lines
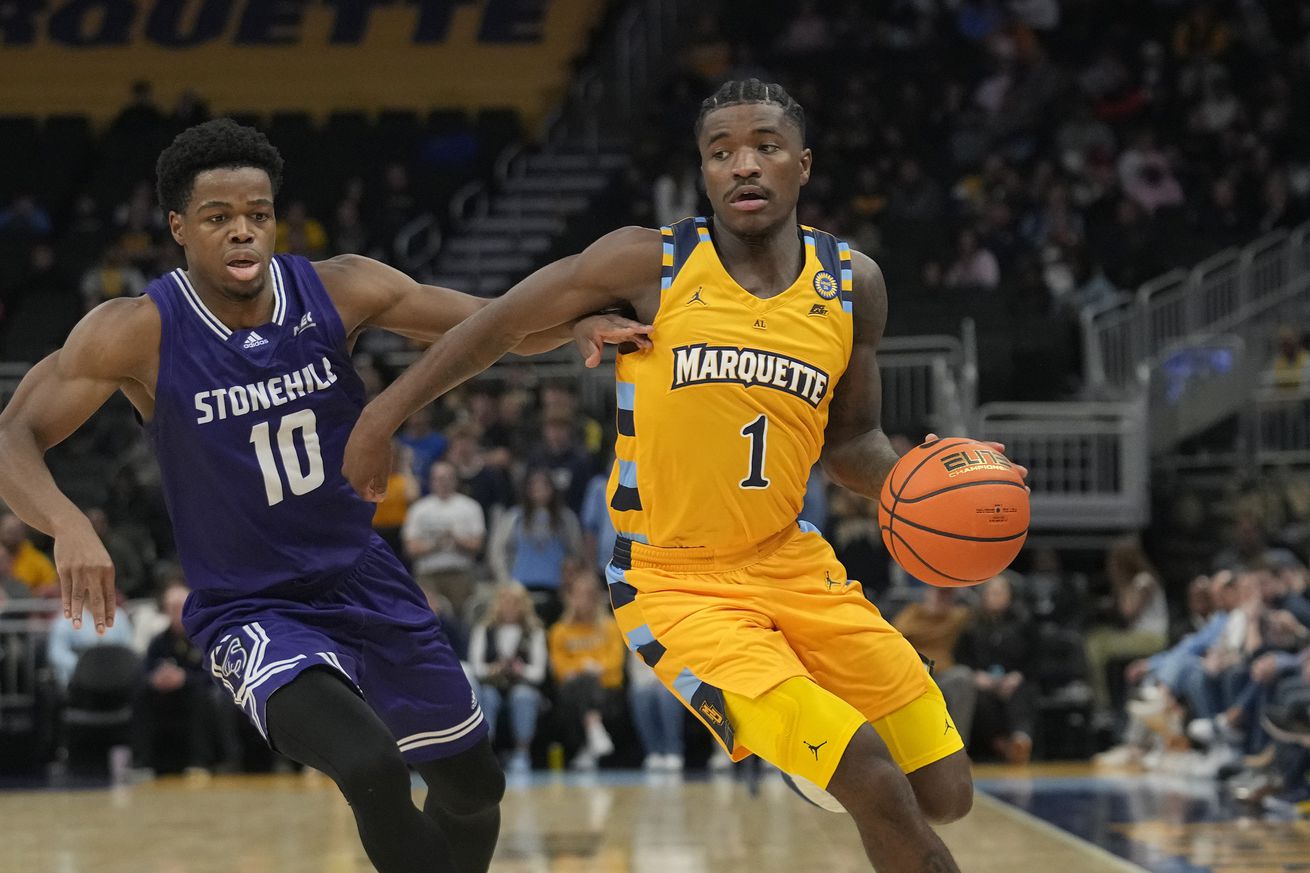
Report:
0,0,606,130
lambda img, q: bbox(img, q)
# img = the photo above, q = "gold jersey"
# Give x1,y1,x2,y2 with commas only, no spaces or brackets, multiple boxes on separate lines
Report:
607,216,854,550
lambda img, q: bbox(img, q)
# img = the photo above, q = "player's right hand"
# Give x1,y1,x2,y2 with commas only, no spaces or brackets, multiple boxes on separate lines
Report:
343,414,393,502
53,517,116,634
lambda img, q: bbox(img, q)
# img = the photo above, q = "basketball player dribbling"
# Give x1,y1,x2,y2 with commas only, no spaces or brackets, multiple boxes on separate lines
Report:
0,119,650,873
344,80,1028,872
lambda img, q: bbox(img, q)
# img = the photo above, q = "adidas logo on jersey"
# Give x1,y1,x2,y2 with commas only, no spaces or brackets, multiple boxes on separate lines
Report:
242,331,269,349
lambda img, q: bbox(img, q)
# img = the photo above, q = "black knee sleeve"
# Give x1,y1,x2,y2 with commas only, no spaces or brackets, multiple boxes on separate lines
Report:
417,737,505,817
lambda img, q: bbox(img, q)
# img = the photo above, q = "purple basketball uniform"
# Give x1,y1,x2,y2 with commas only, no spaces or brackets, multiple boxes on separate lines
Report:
144,255,485,761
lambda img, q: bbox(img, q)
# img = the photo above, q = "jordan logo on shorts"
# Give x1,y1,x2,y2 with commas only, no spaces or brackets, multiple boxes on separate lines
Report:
944,718,955,735
824,571,849,592
803,739,827,761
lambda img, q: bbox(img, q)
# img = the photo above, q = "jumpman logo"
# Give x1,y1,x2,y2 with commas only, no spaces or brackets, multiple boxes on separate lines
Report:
686,287,707,306
803,739,827,760
825,570,849,592
944,718,955,736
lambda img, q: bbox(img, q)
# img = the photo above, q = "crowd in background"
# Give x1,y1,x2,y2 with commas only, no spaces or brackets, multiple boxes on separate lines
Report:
3,0,1310,821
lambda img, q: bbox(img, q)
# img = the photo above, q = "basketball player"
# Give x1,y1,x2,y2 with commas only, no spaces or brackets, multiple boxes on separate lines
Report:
0,120,650,873
345,80,1024,872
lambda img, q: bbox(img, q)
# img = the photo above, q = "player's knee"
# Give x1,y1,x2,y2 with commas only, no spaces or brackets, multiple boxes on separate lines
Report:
915,772,973,824
420,741,505,816
336,744,413,805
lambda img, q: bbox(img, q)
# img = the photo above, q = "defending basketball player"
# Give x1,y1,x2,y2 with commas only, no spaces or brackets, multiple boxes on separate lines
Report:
0,120,650,873
345,80,1027,872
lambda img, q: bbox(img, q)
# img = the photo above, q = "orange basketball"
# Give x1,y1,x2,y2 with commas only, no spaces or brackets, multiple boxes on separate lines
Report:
879,438,1030,588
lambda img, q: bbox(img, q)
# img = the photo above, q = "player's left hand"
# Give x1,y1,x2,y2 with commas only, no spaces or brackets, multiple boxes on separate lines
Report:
573,314,653,368
924,433,1030,484
343,418,394,503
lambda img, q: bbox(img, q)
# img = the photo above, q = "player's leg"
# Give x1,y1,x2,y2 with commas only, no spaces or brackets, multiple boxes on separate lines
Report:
345,538,504,873
725,676,964,873
413,737,504,873
827,725,964,873
773,528,973,822
863,683,974,824
266,667,458,873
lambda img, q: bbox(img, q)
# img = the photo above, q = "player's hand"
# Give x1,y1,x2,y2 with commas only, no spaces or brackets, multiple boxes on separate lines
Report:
343,416,394,503
53,516,116,634
573,314,653,368
924,433,1030,484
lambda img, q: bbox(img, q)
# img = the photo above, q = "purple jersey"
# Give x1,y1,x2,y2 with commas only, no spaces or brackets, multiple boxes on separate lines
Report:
144,255,375,601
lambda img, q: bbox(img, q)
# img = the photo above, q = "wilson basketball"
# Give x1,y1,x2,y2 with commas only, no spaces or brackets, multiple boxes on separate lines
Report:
879,438,1030,588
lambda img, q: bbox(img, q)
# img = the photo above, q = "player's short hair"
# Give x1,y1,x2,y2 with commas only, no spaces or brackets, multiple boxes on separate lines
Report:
155,118,284,215
694,78,806,143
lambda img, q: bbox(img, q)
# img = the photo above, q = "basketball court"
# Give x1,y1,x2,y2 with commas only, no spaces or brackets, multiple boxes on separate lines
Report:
3,764,1305,872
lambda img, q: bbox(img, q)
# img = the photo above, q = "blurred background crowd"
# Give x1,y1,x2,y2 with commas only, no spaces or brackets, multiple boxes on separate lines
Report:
2,0,1310,817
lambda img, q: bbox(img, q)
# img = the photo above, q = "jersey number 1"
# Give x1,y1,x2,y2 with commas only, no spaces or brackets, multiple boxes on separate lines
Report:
740,414,770,489
250,409,326,506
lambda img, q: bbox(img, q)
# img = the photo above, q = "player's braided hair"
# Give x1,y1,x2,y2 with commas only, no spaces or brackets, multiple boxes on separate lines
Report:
155,118,284,215
694,78,806,142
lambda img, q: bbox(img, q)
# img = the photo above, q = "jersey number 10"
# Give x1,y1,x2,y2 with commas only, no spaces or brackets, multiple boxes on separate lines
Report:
249,409,326,506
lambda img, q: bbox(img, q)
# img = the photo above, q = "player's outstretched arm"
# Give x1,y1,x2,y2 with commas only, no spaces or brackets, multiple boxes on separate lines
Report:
342,227,663,500
820,251,902,500
314,254,652,356
0,297,158,633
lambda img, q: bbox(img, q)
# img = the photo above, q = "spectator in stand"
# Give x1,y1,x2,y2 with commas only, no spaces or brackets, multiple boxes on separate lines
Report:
444,422,515,525
1212,512,1302,573
955,574,1036,764
1117,130,1185,215
80,244,147,309
468,583,547,774
547,572,625,770
580,456,618,578
0,547,32,601
332,198,371,256
1084,537,1169,725
0,244,83,364
397,406,447,492
110,181,168,273
86,507,146,600
0,194,53,238
652,157,700,226
540,381,603,457
0,511,57,596
527,414,595,514
402,461,486,618
372,441,419,558
372,161,418,259
275,200,330,259
1177,574,1218,641
1269,325,1309,390
47,598,136,690
628,649,686,772
894,586,978,744
828,489,892,606
133,581,213,773
488,469,583,625
944,228,1001,290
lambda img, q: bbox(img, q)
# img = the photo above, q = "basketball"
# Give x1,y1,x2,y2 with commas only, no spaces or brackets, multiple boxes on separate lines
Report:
879,438,1030,588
